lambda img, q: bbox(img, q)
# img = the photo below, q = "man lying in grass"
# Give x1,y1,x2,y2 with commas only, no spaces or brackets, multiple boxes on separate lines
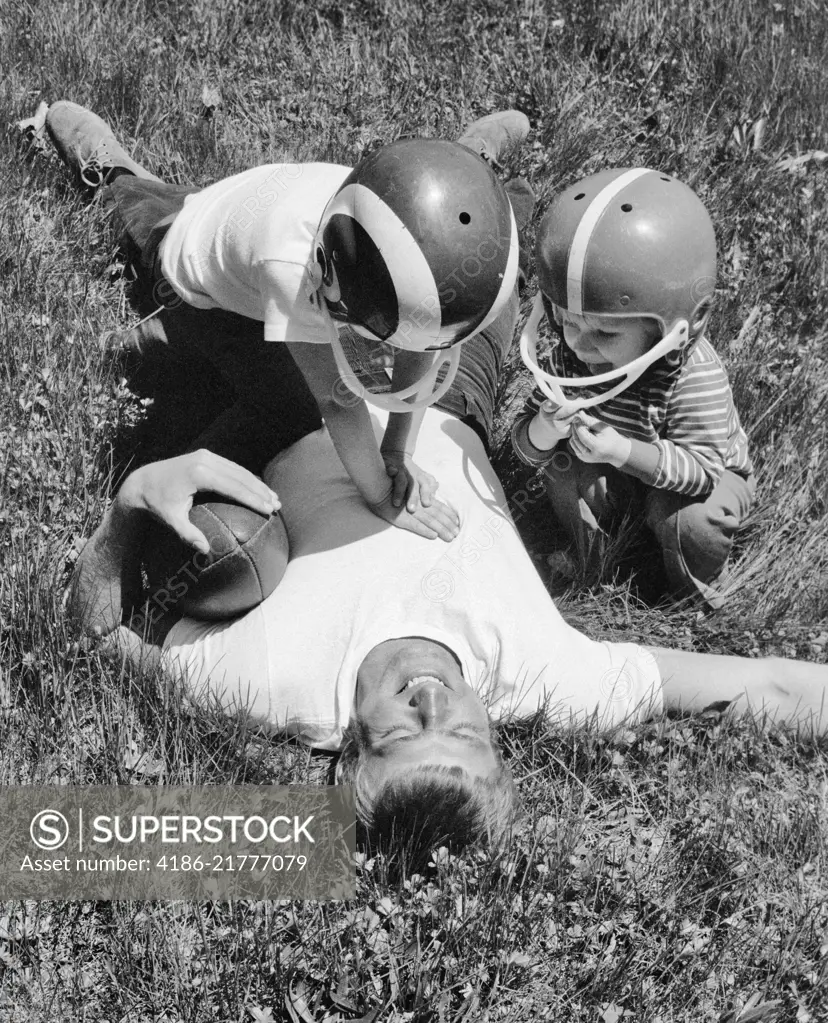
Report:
68,310,828,861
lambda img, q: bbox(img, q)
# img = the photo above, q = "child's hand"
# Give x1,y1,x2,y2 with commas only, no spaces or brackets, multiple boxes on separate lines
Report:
528,401,581,448
368,487,461,542
569,414,632,468
381,450,439,512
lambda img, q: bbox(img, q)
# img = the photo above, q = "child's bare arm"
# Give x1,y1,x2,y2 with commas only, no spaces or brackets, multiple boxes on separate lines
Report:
286,341,390,503
380,349,431,451
380,349,439,511
286,342,459,540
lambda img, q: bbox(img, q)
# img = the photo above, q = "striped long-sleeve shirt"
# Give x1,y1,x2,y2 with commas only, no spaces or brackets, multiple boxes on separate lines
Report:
512,337,753,498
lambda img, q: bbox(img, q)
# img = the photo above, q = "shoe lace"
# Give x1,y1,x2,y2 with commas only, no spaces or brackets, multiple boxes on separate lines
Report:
78,140,114,188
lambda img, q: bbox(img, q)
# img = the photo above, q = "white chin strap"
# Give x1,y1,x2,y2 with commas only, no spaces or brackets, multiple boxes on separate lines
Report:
326,309,462,413
519,293,689,413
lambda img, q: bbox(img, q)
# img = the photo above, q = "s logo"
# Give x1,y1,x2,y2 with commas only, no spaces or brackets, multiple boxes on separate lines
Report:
30,810,69,851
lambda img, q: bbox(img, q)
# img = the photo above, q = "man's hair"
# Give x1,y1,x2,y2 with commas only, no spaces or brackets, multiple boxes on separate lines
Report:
335,721,519,865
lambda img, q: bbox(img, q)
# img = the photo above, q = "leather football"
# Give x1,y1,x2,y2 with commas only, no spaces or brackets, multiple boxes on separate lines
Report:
143,492,289,620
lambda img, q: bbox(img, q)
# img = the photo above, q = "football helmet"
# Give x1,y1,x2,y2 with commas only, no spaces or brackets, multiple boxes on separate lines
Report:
521,167,717,412
314,139,519,411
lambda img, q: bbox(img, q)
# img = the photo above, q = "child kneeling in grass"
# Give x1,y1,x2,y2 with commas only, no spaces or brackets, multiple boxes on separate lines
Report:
513,168,755,608
36,101,529,545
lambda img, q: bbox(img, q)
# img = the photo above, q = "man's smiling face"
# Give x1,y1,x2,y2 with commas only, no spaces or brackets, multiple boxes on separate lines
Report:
353,637,499,787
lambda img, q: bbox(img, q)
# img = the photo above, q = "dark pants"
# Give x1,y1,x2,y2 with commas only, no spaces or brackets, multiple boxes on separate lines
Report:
541,454,756,609
107,177,517,473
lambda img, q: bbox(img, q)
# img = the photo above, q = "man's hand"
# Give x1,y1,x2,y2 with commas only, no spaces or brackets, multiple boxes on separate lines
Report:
368,487,460,542
381,449,439,511
120,450,281,553
568,414,632,468
66,451,279,640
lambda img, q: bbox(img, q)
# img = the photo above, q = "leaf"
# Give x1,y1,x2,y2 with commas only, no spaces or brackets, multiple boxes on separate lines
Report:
249,1006,278,1023
15,101,49,138
329,971,358,1012
776,151,827,172
284,980,319,1023
505,951,532,967
457,988,481,1023
352,1011,382,1023
122,739,164,779
375,897,397,917
737,1004,784,1023
201,84,222,111
718,993,784,1023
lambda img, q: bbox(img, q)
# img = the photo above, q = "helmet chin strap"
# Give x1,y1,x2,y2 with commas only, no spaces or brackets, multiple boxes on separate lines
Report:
325,305,462,413
519,293,690,413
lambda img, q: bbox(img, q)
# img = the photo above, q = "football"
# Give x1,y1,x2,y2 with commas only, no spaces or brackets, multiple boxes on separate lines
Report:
143,492,290,620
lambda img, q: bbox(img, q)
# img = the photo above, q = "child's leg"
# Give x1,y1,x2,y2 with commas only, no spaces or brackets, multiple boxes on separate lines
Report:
41,102,321,471
117,299,322,474
645,471,757,609
431,288,520,451
541,456,641,570
456,111,530,170
44,100,162,187
182,319,322,473
456,111,534,285
426,113,533,446
38,100,199,332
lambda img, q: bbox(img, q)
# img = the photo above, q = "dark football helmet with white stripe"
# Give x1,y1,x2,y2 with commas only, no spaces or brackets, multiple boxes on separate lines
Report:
314,139,519,353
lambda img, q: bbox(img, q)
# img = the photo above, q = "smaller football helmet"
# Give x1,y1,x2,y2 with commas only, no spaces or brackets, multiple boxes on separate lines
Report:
521,167,717,412
314,138,519,411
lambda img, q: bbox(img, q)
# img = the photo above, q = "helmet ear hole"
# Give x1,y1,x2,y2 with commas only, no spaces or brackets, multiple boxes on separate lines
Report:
689,295,713,340
315,245,331,286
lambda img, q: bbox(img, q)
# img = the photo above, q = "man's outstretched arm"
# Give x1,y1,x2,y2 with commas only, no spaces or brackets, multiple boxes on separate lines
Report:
651,647,828,733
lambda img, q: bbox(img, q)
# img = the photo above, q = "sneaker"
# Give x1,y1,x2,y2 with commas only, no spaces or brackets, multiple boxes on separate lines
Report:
45,100,161,188
457,110,530,168
15,101,50,153
107,312,170,357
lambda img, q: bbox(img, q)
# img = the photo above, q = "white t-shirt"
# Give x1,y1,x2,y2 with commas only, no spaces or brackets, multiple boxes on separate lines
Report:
163,410,662,749
160,163,351,344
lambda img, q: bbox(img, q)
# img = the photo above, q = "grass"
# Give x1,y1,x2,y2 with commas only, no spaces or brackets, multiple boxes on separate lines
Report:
1,0,827,1018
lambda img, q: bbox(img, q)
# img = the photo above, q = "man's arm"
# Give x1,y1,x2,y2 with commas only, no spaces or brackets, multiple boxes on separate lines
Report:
650,646,828,733
67,493,147,638
68,450,281,638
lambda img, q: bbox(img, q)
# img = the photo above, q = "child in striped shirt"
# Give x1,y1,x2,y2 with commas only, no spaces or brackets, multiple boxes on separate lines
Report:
512,168,755,608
